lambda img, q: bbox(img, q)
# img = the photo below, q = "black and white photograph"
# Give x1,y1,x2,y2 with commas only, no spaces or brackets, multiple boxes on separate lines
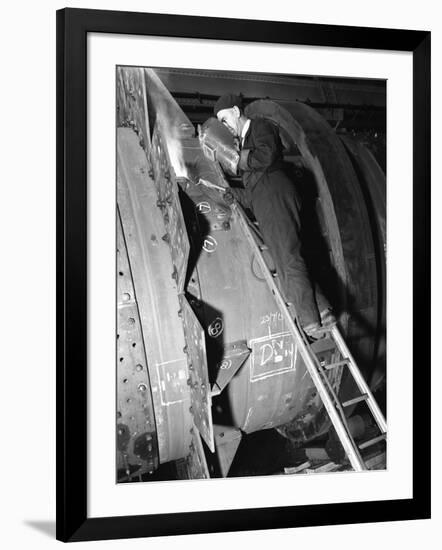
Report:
1,0,438,545
116,66,387,483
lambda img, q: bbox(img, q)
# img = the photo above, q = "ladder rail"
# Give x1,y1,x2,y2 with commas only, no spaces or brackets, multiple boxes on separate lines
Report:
331,326,387,434
233,203,367,471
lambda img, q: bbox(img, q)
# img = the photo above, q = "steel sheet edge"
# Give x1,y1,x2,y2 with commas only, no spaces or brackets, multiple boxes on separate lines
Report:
117,128,193,464
116,208,158,479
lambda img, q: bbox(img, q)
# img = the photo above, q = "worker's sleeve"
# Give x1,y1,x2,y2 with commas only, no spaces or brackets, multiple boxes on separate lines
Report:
239,120,281,172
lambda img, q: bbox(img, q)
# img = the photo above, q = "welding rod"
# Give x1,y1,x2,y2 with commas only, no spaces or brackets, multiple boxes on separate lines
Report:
197,178,227,193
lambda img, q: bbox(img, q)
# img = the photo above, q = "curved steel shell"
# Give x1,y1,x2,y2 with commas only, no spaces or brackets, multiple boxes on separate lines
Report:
246,100,380,382
116,67,386,475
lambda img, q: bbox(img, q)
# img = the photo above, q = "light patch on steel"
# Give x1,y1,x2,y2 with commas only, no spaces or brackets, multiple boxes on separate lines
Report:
156,358,187,406
208,317,224,338
249,331,297,381
260,311,284,325
243,407,253,431
202,235,217,253
197,201,211,214
220,358,232,370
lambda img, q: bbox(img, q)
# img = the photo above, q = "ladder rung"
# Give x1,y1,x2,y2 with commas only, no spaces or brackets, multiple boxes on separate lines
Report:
315,326,332,334
342,394,368,407
358,433,387,450
325,359,348,370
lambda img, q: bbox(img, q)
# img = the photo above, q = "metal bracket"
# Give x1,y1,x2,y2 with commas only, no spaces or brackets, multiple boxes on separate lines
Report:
179,294,215,452
211,340,251,397
214,425,243,477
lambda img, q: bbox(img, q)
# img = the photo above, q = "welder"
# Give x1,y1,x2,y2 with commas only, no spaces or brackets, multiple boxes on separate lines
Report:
213,93,334,338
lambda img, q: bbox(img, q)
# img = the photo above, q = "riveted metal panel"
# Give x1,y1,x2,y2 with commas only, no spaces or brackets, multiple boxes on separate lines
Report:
117,127,193,464
150,127,190,294
179,295,214,452
116,209,158,479
117,66,151,151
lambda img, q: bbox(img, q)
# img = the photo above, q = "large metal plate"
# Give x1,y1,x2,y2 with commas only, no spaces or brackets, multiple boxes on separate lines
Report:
144,68,195,140
117,209,158,479
117,128,193,464
179,294,214,452
211,340,251,397
151,128,190,294
175,428,210,480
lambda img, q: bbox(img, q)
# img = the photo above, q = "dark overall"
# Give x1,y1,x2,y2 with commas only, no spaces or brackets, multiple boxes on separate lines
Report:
232,117,328,326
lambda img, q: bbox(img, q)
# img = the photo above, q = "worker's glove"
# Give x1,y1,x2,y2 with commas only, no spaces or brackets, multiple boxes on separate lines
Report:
303,321,325,340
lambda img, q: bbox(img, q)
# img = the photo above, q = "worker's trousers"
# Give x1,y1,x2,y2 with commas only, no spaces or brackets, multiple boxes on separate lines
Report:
231,171,330,326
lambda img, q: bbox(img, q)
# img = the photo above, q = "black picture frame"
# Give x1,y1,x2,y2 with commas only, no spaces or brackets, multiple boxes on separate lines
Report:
56,7,431,542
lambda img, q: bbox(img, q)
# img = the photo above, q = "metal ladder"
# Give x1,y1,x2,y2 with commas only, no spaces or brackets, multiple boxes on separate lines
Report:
233,202,387,471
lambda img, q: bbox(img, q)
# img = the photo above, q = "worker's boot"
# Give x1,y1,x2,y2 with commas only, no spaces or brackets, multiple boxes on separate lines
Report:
303,321,324,340
320,308,337,327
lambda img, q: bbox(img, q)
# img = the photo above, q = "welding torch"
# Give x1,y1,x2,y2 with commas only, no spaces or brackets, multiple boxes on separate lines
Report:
197,178,235,204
